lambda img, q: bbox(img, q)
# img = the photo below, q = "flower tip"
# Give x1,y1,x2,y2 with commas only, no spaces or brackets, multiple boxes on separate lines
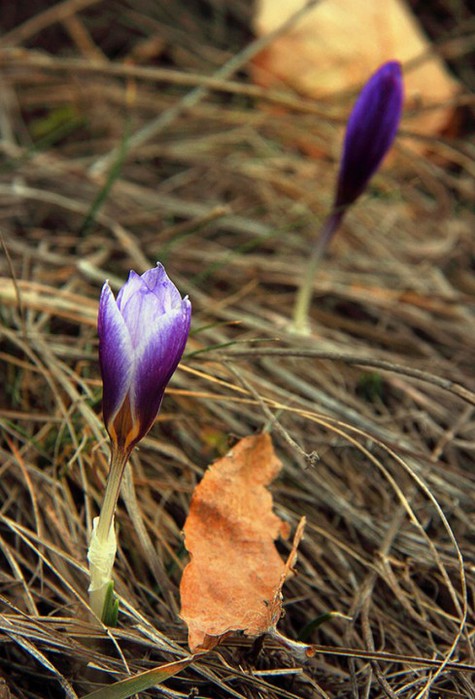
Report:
99,278,111,295
334,59,404,211
376,60,404,102
380,59,402,74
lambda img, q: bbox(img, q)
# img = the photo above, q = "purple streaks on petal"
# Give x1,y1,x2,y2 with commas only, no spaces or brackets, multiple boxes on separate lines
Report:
118,265,183,349
142,264,182,308
335,61,403,209
131,296,192,439
98,282,133,431
116,271,148,316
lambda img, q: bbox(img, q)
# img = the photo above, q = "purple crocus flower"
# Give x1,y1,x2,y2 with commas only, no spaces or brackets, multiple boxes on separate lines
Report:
334,60,403,211
291,62,403,334
98,263,191,452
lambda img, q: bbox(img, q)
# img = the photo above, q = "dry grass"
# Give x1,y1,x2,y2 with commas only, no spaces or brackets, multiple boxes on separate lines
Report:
0,1,474,697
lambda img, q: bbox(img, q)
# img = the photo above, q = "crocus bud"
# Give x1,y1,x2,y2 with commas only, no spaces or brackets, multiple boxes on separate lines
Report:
334,61,403,211
98,263,191,453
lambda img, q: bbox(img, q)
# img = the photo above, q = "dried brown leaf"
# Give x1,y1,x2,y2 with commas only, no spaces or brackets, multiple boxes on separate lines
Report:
179,433,292,652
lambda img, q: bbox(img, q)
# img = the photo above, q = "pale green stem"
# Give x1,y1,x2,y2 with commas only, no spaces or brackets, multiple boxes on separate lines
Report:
290,209,344,335
88,445,130,620
95,445,129,543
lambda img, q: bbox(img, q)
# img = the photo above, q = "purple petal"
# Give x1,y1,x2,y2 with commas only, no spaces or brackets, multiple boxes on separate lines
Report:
98,282,133,431
142,263,183,310
118,265,183,349
116,270,146,312
131,296,192,439
335,61,403,209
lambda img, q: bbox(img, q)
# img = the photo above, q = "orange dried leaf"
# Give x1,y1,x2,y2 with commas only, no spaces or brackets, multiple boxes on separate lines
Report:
180,433,292,652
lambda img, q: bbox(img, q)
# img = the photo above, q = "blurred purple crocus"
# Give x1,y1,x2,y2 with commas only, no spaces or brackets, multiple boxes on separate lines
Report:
98,263,191,453
291,61,403,334
334,60,403,212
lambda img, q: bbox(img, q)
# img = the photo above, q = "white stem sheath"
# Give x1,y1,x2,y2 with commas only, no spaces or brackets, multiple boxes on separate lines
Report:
87,515,117,618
